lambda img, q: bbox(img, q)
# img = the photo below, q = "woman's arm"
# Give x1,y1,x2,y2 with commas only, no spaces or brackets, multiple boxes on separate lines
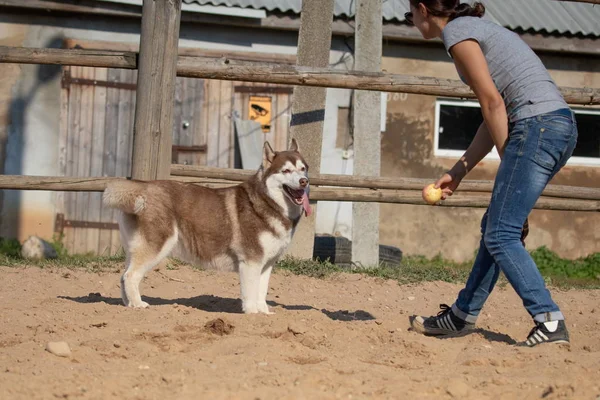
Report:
436,122,495,199
450,39,508,158
448,121,495,182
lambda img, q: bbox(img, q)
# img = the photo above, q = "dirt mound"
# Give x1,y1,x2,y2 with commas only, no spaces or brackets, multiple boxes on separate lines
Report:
204,318,235,336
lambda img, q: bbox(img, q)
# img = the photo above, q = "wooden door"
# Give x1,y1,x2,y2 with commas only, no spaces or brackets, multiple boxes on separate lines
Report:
57,67,227,255
58,66,137,256
233,85,293,153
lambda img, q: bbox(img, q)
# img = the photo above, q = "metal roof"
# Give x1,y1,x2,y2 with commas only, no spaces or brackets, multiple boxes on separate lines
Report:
182,0,410,19
483,0,600,37
182,0,600,37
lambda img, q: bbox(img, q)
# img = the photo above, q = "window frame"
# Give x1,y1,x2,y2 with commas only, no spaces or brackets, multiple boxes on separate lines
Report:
433,98,600,167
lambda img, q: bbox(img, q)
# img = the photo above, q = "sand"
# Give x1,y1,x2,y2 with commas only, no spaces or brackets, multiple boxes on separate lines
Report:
1,263,599,399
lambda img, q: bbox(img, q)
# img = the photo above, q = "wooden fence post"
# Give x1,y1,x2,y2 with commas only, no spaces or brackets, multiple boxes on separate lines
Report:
352,0,383,267
285,0,335,259
131,0,182,180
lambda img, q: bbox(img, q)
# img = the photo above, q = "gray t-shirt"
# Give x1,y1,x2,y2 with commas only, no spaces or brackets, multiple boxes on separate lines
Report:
442,16,568,122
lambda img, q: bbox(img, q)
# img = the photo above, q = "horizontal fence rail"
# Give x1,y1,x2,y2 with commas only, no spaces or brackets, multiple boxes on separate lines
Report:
170,165,600,201
175,58,599,105
0,46,598,105
0,175,598,212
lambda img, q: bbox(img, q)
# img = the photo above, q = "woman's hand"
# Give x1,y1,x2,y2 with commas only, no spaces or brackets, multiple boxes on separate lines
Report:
434,172,461,200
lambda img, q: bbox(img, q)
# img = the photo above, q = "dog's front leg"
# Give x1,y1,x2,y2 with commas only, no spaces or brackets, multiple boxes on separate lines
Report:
258,263,274,314
238,261,262,314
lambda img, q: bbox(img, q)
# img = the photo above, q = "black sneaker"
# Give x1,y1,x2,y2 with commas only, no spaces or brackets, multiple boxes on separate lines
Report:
411,304,475,336
518,320,570,347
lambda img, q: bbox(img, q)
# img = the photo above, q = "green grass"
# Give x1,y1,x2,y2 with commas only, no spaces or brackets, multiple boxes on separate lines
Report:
1,236,598,289
531,246,600,289
276,257,345,279
0,252,125,271
358,254,474,285
0,237,22,258
277,247,600,290
276,254,475,285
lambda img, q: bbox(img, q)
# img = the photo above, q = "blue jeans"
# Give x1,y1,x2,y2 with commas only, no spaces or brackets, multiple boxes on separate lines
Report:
452,108,578,324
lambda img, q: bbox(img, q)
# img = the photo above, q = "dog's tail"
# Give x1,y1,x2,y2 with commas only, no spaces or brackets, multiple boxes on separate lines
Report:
103,180,147,215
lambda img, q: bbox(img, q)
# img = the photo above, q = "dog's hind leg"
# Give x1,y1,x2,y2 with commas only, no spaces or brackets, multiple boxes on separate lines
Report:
238,261,263,314
121,225,178,308
257,262,275,314
117,213,135,306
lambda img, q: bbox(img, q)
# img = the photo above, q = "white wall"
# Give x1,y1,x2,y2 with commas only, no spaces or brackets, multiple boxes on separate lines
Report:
316,88,354,238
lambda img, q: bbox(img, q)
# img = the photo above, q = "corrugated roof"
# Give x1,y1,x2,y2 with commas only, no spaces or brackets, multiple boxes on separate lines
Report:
182,0,600,37
182,0,411,20
483,0,600,36
183,0,299,13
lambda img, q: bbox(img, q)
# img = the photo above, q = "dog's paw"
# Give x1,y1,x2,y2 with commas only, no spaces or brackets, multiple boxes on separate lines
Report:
258,302,274,315
127,301,150,309
242,302,259,314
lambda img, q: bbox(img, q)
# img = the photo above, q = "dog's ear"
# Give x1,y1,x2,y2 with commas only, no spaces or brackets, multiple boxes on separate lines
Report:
289,138,300,153
262,141,275,169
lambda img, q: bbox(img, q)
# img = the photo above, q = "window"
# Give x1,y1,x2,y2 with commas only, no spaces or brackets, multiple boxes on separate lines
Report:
434,99,600,166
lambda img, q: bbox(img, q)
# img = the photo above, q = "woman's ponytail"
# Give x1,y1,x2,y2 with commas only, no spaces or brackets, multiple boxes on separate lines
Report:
409,1,486,21
451,2,486,20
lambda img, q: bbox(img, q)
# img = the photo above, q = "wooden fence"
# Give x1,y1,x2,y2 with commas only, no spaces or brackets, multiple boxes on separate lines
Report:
1,171,599,213
1,46,598,105
0,0,598,256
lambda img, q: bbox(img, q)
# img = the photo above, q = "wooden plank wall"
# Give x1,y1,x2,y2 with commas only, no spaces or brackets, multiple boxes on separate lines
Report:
273,90,292,151
64,66,80,254
61,66,138,255
59,66,291,255
99,68,120,256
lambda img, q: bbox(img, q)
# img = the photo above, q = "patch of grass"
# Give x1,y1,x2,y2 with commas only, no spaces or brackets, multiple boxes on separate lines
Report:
0,237,22,258
277,256,343,279
277,248,600,290
0,254,23,267
49,233,69,258
532,246,600,289
358,254,474,285
165,257,189,270
1,235,598,290
0,234,125,271
276,254,474,285
0,253,125,271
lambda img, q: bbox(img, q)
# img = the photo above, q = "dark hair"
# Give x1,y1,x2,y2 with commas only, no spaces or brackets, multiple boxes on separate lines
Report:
406,0,485,23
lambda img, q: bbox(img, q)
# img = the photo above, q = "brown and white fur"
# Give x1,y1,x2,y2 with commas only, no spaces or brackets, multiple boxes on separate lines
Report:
102,139,311,314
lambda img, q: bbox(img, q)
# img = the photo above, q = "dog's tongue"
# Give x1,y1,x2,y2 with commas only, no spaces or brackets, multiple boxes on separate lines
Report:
302,193,312,217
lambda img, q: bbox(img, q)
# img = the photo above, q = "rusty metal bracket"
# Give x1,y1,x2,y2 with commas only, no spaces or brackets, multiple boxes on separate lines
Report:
54,213,119,235
234,86,293,94
172,145,207,153
61,69,137,90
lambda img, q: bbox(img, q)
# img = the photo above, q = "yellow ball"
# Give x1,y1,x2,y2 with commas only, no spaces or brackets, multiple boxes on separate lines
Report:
422,183,443,205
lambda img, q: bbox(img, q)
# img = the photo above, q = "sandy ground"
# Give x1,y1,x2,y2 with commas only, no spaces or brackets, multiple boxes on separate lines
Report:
1,263,599,400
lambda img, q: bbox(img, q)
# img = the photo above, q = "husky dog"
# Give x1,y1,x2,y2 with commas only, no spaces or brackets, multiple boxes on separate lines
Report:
102,139,311,314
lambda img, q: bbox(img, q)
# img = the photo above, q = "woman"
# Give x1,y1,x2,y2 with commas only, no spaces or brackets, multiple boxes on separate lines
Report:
405,0,578,347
